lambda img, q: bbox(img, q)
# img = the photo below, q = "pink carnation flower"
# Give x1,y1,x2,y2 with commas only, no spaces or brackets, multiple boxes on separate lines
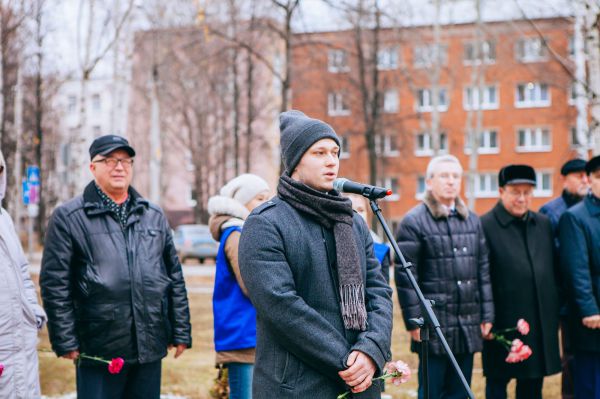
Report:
517,319,530,335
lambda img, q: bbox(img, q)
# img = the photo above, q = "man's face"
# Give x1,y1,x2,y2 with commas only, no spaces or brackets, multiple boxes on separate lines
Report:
563,171,589,197
291,139,339,192
590,170,600,198
89,149,134,194
348,194,368,222
426,161,463,203
499,183,534,218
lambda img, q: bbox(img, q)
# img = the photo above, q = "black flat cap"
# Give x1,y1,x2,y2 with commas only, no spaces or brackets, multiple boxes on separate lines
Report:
89,134,135,160
499,164,536,187
586,155,600,175
560,159,586,176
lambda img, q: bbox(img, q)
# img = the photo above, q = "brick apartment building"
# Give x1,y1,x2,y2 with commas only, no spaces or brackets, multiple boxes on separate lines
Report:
291,17,587,226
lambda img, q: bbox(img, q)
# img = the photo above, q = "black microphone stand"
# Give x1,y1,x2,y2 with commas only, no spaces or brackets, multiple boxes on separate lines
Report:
369,198,475,399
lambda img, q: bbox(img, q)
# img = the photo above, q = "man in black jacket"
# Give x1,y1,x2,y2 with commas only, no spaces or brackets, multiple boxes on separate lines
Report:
395,154,494,399
481,165,560,399
40,135,192,399
239,110,393,398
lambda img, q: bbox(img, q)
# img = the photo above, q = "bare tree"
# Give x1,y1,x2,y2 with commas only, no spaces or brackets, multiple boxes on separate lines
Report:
69,0,135,196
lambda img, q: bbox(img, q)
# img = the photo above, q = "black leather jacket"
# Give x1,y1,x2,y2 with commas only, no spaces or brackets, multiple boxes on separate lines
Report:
40,182,192,364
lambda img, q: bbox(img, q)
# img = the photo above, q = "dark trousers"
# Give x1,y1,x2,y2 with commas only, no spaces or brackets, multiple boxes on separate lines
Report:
76,360,162,399
560,318,575,399
417,353,474,399
573,352,600,399
485,377,543,399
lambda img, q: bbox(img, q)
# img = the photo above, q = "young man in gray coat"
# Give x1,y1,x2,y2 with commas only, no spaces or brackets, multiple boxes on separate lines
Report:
0,150,47,398
239,110,393,398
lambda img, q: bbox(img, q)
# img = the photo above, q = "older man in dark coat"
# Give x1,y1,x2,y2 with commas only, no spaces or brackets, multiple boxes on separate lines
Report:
481,165,560,399
239,111,393,399
395,154,494,399
559,155,600,399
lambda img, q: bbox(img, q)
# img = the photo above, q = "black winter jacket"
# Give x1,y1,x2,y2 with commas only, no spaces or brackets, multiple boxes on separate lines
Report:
40,182,192,364
395,192,494,355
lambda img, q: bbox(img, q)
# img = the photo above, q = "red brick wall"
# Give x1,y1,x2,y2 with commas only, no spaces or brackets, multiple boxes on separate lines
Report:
291,18,582,222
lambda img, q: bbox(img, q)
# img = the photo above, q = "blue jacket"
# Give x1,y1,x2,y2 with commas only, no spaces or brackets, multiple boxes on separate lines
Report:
213,226,256,352
559,194,600,352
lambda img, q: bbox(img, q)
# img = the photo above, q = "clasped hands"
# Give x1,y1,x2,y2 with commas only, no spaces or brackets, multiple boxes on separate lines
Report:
338,350,377,394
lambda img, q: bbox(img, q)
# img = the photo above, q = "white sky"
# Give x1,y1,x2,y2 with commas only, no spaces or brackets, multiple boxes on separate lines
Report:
43,0,573,78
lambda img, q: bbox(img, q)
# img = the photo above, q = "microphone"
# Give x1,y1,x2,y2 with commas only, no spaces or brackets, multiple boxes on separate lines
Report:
333,178,392,200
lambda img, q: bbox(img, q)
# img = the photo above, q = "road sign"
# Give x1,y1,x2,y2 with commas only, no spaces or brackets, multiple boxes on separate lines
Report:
22,179,30,205
26,165,40,185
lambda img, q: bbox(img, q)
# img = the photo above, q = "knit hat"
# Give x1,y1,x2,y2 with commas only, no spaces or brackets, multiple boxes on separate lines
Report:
560,159,586,176
279,110,340,175
219,174,270,206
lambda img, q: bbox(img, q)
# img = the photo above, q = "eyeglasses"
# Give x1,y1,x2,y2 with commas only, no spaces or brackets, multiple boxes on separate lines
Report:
93,157,134,169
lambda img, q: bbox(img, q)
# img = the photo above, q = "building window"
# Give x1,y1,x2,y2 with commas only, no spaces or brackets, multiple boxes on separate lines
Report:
468,173,499,198
464,129,499,154
414,44,448,68
375,134,399,157
377,47,398,70
377,177,400,201
340,136,350,158
515,37,547,62
416,88,448,112
515,83,550,108
91,94,101,111
516,127,551,152
328,49,350,73
415,131,448,156
382,89,399,113
328,92,350,116
416,175,426,199
68,95,77,113
187,186,198,207
534,171,553,197
463,40,496,65
463,85,499,110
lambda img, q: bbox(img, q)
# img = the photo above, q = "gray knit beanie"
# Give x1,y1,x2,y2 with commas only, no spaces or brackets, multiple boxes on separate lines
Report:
279,110,340,175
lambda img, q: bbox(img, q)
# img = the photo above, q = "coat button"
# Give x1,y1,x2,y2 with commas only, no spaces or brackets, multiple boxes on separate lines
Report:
462,247,467,252
457,280,462,285
453,248,457,252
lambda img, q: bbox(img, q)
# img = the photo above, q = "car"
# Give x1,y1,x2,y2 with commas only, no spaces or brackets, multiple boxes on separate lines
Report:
173,224,219,264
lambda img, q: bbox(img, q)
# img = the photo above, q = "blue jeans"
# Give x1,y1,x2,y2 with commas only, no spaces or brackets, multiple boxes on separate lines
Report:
76,360,161,399
228,362,253,399
418,353,474,399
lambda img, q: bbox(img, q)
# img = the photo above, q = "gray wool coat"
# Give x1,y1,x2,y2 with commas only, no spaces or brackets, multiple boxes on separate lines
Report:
239,197,393,399
0,151,47,399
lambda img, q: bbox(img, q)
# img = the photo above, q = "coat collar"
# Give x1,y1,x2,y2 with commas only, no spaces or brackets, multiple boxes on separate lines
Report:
82,181,148,217
584,193,600,216
493,201,538,227
423,190,469,219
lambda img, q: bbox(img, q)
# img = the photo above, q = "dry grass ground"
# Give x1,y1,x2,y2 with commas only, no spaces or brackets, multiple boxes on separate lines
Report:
36,269,561,398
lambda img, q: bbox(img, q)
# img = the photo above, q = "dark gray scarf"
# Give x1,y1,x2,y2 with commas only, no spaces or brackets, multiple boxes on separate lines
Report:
278,175,367,331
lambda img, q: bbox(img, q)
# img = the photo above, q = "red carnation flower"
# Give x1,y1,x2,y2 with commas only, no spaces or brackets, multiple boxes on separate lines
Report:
108,358,125,374
0,363,4,377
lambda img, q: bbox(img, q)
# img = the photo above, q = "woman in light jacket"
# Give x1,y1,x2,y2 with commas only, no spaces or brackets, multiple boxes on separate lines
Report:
0,150,47,398
208,174,270,399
